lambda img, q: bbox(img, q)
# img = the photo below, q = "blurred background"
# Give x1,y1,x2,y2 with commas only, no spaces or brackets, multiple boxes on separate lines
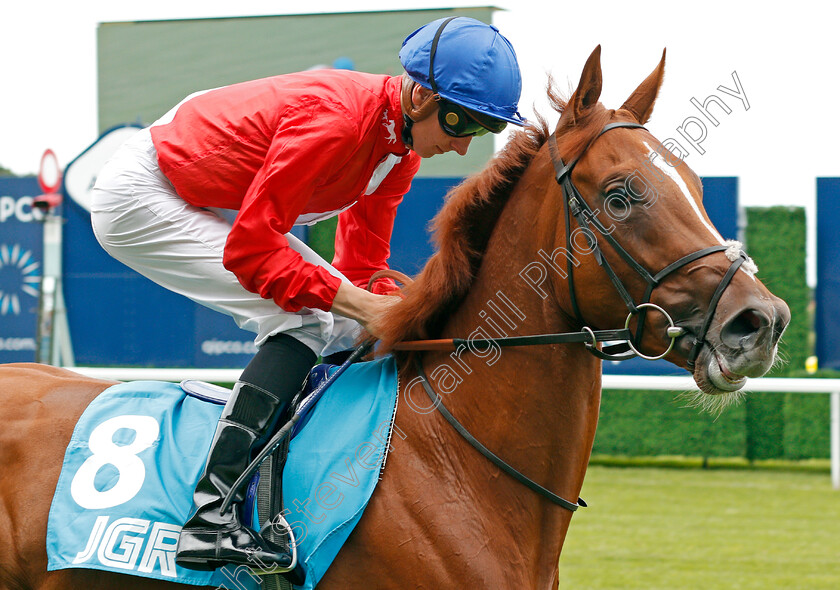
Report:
1,3,838,587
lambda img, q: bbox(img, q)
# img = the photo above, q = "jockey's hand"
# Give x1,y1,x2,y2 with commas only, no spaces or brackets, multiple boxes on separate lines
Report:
330,282,400,340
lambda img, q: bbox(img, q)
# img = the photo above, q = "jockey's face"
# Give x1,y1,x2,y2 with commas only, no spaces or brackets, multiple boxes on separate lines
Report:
408,85,473,159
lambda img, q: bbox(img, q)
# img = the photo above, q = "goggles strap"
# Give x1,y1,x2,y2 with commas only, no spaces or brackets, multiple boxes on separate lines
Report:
400,77,441,124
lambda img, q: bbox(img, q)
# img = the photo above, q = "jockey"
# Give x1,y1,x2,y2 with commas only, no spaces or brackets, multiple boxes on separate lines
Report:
91,16,524,572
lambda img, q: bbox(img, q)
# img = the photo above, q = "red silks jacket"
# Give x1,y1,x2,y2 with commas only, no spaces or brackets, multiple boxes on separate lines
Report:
150,70,421,312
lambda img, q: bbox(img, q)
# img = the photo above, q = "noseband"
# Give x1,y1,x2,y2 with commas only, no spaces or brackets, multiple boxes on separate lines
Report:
547,122,750,366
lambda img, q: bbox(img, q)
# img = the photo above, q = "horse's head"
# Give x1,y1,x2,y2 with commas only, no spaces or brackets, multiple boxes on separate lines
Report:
543,46,790,402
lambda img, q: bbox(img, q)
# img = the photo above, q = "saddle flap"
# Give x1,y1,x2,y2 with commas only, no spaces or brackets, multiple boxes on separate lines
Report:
180,380,232,405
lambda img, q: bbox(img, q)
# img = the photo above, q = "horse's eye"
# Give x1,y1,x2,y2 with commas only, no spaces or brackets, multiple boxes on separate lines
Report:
604,187,630,203
603,187,633,221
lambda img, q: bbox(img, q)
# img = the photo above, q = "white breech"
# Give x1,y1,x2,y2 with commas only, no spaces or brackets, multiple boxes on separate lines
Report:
90,128,360,357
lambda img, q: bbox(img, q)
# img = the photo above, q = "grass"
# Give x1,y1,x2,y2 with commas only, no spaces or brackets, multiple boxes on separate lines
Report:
556,466,840,589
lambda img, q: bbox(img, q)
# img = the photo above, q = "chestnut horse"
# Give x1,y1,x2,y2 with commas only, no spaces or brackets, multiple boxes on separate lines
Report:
0,47,789,590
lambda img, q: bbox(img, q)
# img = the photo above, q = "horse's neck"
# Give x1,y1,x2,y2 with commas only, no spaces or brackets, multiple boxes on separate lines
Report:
417,178,602,573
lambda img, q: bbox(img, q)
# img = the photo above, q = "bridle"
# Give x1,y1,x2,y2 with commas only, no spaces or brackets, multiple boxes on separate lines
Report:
547,121,751,366
396,121,751,366
400,121,753,513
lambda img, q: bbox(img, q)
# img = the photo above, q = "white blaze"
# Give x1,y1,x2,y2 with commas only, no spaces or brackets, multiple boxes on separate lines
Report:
644,142,755,280
644,142,724,245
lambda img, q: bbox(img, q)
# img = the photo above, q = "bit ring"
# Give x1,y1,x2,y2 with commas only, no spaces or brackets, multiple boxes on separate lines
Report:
624,303,684,361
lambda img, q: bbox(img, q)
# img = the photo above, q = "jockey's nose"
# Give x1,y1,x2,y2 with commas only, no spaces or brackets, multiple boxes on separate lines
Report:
450,136,472,156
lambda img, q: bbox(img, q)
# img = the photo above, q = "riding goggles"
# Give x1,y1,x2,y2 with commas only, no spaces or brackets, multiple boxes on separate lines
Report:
438,100,508,137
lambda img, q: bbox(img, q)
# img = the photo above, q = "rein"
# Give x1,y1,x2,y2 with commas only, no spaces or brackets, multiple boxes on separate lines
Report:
372,270,587,511
413,356,585,512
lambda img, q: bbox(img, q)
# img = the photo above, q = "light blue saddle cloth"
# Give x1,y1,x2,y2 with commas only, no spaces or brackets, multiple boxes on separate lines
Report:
46,356,399,588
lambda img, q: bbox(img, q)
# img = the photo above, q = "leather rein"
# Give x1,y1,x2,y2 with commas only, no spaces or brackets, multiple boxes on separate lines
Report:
375,122,751,512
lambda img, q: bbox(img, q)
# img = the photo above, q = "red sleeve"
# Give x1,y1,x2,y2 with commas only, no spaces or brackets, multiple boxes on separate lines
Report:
332,153,421,294
223,100,355,312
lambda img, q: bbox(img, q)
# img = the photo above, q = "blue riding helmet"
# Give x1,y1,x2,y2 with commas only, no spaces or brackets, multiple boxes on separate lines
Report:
399,16,526,127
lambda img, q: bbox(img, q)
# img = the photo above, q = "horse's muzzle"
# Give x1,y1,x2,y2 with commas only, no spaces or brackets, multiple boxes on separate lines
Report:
695,295,790,394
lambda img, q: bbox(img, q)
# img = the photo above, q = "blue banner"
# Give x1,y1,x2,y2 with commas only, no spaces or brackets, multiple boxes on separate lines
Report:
63,187,258,369
816,178,840,370
389,177,462,276
63,173,457,368
0,177,43,363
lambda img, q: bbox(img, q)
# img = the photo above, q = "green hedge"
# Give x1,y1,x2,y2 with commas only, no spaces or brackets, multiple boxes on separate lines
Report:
594,206,826,460
593,389,829,460
594,390,746,457
745,207,817,459
783,391,830,459
746,206,810,375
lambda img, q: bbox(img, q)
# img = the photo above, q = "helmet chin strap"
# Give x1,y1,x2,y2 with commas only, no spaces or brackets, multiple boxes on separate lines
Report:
401,114,415,148
400,76,440,148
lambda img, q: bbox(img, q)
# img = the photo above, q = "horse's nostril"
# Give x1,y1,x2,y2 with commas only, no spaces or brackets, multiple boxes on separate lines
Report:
771,310,787,346
720,308,768,348
742,309,763,331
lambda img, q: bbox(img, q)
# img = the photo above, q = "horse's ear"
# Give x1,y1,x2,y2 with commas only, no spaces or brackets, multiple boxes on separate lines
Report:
571,45,603,118
620,48,666,124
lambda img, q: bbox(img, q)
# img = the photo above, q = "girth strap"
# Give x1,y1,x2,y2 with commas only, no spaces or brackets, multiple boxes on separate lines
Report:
413,356,586,512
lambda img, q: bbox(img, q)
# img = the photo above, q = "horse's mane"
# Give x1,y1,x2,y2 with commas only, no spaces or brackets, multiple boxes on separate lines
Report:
376,79,611,353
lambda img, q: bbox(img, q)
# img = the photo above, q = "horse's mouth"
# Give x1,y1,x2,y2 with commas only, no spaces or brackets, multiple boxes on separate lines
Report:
708,351,748,391
693,346,747,395
679,345,750,414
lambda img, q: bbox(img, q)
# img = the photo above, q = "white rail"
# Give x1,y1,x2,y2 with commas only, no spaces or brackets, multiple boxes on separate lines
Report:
64,368,840,490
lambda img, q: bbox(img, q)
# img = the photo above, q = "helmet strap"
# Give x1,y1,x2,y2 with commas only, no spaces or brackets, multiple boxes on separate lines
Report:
400,77,440,121
400,76,441,147
399,16,458,147
427,16,457,94
401,114,415,147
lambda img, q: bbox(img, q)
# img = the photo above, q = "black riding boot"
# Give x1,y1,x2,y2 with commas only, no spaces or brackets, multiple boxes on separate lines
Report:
175,334,316,571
